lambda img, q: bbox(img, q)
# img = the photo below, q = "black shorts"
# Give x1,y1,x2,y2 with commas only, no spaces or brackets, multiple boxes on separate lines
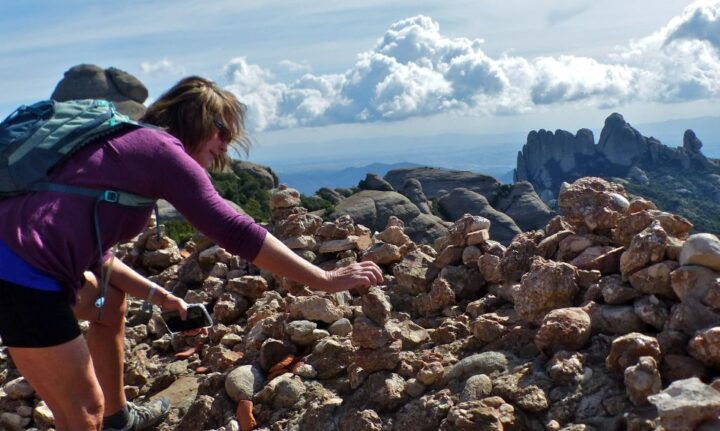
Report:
0,279,81,348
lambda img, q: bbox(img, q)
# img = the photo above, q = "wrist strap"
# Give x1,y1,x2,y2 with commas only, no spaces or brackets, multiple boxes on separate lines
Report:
141,283,159,313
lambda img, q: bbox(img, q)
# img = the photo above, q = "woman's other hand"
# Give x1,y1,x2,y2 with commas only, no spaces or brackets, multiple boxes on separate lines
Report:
160,293,188,319
321,261,384,293
160,295,209,336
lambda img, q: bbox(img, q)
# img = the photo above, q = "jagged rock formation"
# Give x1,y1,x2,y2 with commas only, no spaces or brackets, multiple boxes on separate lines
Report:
515,128,599,202
51,64,148,119
2,177,718,430
515,113,717,204
597,113,658,167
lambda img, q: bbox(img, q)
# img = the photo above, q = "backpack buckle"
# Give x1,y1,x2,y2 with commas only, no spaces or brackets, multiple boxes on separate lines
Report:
102,190,119,203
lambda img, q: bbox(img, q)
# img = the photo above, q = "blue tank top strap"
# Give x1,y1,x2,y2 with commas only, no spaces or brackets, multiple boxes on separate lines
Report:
0,239,62,292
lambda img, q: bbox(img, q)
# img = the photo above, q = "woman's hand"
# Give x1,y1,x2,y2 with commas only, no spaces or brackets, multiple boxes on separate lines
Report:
159,293,188,319
320,261,384,293
252,233,385,294
160,294,209,336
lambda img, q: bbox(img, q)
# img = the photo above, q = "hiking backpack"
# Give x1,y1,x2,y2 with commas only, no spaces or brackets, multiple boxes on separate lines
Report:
0,99,159,314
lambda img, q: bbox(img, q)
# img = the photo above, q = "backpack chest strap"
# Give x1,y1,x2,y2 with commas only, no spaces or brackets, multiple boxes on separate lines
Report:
31,182,157,319
31,183,155,206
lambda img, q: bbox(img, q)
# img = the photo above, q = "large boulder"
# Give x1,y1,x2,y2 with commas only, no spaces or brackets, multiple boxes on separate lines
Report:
558,177,629,232
493,181,554,231
679,233,720,271
386,168,553,236
514,257,579,324
438,188,521,245
401,178,432,215
51,64,148,119
358,173,394,192
332,190,448,244
384,167,501,201
227,160,279,189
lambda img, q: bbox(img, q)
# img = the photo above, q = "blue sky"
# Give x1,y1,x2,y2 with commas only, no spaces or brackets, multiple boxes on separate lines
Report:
2,0,719,152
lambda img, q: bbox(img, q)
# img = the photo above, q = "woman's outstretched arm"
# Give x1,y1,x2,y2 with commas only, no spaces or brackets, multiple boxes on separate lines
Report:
251,232,384,293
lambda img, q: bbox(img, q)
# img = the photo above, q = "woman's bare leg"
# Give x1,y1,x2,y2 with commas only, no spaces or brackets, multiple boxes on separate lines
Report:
9,336,104,431
73,273,128,416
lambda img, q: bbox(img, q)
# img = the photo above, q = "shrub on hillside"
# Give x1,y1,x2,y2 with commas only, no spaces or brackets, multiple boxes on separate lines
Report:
210,171,271,221
625,167,720,235
164,219,195,247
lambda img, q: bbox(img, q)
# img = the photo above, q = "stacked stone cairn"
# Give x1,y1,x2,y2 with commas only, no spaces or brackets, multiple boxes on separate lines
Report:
2,177,720,430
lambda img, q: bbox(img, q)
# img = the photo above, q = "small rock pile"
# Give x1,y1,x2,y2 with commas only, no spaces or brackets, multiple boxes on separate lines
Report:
2,177,720,430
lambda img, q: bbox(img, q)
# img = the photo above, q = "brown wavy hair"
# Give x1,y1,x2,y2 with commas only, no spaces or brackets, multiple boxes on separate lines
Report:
141,76,250,171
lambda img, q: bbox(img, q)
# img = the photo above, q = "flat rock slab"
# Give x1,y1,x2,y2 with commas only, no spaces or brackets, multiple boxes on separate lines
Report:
151,376,199,412
444,352,509,381
648,377,720,431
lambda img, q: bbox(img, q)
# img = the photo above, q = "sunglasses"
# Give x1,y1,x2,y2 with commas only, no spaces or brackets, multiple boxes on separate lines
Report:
214,119,231,143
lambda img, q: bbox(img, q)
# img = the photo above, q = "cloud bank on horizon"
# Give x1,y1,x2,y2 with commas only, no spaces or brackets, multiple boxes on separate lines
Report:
220,1,720,132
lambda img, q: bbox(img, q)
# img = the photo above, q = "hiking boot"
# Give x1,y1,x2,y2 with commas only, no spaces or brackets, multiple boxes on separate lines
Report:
103,398,170,431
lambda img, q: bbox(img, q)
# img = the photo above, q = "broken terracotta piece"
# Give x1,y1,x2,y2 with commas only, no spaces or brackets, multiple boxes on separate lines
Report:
237,400,256,431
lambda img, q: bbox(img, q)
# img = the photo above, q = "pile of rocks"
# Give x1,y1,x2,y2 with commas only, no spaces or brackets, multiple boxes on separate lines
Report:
1,177,720,430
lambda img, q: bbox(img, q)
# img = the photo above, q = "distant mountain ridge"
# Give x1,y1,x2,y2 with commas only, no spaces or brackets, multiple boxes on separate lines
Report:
514,112,720,233
515,112,717,201
277,162,422,194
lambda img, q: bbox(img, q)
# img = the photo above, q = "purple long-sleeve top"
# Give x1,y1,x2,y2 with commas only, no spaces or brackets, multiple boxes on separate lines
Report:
0,127,268,293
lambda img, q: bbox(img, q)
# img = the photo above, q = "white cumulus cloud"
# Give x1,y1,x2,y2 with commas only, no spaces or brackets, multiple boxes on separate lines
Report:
139,58,186,76
277,59,311,73
614,0,720,102
665,0,720,49
223,2,720,132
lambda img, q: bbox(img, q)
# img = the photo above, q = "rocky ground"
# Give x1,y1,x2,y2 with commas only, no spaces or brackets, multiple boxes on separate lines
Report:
2,176,720,431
